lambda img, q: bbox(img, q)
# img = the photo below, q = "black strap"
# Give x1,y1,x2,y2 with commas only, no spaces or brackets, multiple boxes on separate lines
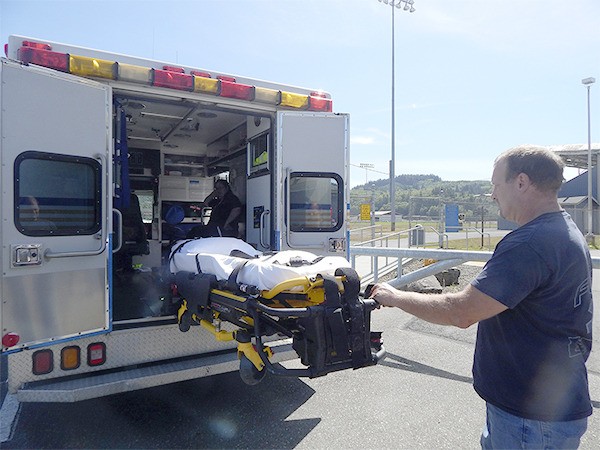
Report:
194,254,202,274
227,261,248,292
335,267,366,368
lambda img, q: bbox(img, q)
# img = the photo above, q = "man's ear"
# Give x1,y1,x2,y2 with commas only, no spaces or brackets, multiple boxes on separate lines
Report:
516,172,531,191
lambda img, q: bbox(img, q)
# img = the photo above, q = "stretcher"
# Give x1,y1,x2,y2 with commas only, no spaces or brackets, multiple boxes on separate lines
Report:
169,238,385,384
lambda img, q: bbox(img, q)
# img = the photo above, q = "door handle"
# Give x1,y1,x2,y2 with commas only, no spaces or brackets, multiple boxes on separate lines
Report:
259,209,271,248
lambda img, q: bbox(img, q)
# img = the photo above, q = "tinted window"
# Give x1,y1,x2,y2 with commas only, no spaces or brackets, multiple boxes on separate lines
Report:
15,152,102,236
289,173,343,232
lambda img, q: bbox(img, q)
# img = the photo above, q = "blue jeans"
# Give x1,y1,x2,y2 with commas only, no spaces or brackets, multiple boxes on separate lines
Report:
480,403,588,449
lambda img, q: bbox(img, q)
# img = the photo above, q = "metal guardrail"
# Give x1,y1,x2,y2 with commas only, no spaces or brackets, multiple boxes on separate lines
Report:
350,245,600,289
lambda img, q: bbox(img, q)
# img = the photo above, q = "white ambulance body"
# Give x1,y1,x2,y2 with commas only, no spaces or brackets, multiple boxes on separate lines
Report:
0,36,350,402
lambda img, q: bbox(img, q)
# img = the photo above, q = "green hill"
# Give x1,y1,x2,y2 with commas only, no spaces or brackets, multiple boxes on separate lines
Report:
350,174,494,220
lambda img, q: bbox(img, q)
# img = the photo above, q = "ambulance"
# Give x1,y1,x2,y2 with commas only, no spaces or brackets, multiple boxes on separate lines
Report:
0,36,367,403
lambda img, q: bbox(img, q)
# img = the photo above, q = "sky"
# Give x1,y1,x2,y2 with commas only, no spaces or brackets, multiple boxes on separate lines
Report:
1,0,599,187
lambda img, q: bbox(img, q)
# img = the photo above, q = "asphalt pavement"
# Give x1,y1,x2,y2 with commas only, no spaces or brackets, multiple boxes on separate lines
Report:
1,241,598,449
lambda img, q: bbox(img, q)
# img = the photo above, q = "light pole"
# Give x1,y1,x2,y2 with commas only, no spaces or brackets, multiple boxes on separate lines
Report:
359,162,375,185
582,77,595,240
377,0,415,231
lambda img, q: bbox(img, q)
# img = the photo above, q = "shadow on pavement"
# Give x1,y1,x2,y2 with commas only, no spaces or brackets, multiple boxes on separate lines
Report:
3,369,318,449
381,351,473,384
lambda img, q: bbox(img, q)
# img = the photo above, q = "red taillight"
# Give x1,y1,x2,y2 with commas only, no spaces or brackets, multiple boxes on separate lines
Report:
4,43,8,57
308,95,333,112
152,68,193,91
87,342,106,366
18,46,69,72
22,40,52,50
219,80,254,101
2,332,20,348
32,349,53,375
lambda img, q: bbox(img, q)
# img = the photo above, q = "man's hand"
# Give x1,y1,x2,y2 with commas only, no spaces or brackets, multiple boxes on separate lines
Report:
368,283,401,308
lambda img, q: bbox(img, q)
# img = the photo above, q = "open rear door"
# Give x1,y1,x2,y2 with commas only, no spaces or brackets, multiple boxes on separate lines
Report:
276,112,349,256
1,60,111,353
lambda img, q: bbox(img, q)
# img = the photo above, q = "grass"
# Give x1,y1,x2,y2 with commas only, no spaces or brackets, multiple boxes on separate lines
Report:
349,220,599,252
349,220,503,251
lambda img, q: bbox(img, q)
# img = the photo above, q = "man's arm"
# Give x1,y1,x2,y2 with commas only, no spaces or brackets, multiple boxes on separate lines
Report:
369,283,507,329
223,206,242,230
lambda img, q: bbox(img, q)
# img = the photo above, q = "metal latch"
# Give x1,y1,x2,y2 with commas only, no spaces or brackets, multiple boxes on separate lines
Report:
329,238,346,253
12,244,42,267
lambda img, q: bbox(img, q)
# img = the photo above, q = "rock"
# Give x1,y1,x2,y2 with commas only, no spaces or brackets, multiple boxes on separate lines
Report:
399,275,443,294
434,268,461,287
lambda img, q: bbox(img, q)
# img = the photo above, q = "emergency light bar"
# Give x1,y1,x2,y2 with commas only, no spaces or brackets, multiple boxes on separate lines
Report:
15,40,333,112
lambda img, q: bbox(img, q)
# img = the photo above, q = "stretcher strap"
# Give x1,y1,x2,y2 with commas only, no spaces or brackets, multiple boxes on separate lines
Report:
336,267,368,368
322,275,350,359
227,260,249,292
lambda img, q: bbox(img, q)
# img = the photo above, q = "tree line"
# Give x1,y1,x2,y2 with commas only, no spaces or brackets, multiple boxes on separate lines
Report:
350,174,497,221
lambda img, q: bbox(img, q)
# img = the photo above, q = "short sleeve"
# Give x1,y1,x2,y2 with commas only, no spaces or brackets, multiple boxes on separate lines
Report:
471,242,549,309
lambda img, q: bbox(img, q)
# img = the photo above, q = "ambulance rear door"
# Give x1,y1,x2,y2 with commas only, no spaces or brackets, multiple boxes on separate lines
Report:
276,112,349,256
0,60,111,353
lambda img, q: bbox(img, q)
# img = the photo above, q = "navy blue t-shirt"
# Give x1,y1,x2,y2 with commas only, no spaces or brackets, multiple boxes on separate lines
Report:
471,211,593,421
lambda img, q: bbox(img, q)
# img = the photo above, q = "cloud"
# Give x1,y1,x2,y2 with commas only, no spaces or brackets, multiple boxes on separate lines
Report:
351,135,376,145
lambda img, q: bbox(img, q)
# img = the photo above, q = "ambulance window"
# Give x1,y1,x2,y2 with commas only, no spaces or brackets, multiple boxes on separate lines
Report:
14,151,102,236
249,132,268,174
289,173,343,232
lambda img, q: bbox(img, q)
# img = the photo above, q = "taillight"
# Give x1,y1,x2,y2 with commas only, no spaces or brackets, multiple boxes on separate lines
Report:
61,346,81,370
32,349,53,375
87,342,106,366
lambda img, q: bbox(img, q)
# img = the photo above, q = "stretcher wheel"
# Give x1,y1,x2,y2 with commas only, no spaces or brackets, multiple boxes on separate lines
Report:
239,354,266,385
179,310,191,332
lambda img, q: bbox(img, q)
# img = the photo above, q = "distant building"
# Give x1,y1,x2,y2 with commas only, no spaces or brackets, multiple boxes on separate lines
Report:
558,166,599,234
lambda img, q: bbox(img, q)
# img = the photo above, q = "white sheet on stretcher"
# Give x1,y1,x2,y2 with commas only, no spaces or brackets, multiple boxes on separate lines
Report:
169,238,351,291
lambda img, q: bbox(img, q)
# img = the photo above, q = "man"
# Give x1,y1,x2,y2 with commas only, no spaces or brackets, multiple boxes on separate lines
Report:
204,179,242,237
369,145,593,449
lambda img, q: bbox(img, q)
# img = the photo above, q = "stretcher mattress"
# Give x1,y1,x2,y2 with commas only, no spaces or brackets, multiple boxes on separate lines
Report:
169,238,351,291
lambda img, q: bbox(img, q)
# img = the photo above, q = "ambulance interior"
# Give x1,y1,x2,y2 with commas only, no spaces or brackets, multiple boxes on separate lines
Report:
112,93,271,322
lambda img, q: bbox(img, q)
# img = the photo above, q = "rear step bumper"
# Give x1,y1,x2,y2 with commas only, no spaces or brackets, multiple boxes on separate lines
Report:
17,342,295,403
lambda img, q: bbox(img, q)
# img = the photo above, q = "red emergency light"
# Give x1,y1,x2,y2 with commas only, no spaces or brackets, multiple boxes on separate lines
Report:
191,70,212,78
220,80,254,101
152,68,193,91
17,46,69,72
217,75,236,83
308,95,333,112
22,40,52,50
163,65,185,73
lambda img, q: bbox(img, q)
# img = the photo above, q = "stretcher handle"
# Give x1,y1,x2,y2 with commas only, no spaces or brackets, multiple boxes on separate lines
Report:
249,298,317,318
259,276,324,299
